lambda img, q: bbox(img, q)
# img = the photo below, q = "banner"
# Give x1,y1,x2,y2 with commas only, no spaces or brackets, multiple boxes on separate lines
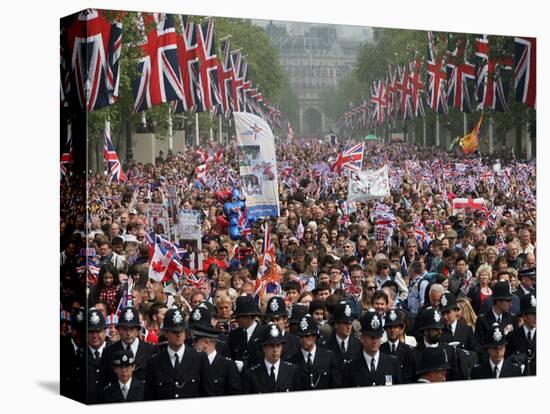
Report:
348,166,390,201
175,209,202,270
233,112,280,218
452,198,487,215
146,203,170,239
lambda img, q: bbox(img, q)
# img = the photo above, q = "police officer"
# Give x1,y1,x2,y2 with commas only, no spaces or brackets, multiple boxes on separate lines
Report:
515,267,536,298
288,314,341,390
188,301,230,358
320,301,361,367
61,307,86,401
287,303,309,335
342,310,402,387
415,307,470,381
242,323,300,393
102,307,156,386
439,292,479,353
191,306,242,395
264,296,300,360
506,293,536,375
380,309,417,383
471,323,522,379
100,349,145,402
87,309,108,403
475,281,517,350
145,307,213,400
416,347,451,383
227,295,266,367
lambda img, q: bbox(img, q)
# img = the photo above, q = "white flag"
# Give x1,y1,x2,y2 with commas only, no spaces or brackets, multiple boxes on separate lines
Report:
348,166,390,201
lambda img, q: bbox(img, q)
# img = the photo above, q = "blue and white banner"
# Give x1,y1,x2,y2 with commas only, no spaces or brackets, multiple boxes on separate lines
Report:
233,112,280,218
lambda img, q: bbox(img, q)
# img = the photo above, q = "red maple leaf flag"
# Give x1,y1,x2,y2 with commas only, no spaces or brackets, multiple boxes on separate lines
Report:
148,244,172,282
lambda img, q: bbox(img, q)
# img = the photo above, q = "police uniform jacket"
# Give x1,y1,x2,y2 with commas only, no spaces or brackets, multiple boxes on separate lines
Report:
100,379,145,403
440,321,480,353
320,332,362,367
282,332,301,361
380,341,417,384
287,347,342,390
227,323,266,366
102,339,156,385
471,359,522,380
242,360,299,393
475,311,517,349
144,346,213,400
87,346,109,403
60,337,85,401
506,326,536,375
342,352,403,387
207,352,243,395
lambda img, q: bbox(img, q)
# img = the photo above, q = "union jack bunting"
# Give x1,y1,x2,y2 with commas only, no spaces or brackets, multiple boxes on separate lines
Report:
475,35,513,112
388,66,400,119
64,9,122,111
60,128,73,181
514,37,536,109
175,16,200,112
103,127,127,183
133,13,184,113
230,49,243,112
446,38,475,112
218,36,232,116
426,31,448,115
197,20,221,111
330,143,364,176
370,80,386,126
409,58,425,118
398,64,413,120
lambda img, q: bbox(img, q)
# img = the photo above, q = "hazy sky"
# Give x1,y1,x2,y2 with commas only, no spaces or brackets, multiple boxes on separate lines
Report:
252,19,373,41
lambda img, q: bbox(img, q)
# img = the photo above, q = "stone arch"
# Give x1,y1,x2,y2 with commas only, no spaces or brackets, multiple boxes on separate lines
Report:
299,106,326,135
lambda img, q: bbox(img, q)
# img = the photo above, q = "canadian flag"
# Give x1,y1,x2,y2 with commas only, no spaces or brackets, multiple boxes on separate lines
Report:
148,244,180,283
195,163,210,184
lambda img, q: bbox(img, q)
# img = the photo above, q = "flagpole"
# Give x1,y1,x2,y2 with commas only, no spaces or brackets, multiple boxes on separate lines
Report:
104,117,110,175
209,112,214,141
423,118,426,147
435,113,440,147
218,114,223,143
168,106,173,151
195,113,200,146
489,114,494,154
526,119,532,160
463,112,467,136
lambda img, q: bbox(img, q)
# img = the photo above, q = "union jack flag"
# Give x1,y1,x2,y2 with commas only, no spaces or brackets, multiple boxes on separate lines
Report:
475,34,513,112
218,36,232,116
514,37,536,109
238,207,252,241
409,58,426,118
398,64,413,120
370,80,386,126
103,127,127,183
60,127,73,181
133,13,184,113
197,20,221,111
446,37,475,113
64,9,122,111
387,66,400,119
426,32,447,115
330,143,364,176
175,16,200,112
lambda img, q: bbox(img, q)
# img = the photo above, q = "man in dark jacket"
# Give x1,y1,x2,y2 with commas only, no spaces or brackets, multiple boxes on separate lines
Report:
242,323,300,393
87,309,108,403
439,292,479,353
288,314,341,390
191,306,242,395
227,295,266,367
320,301,362,367
342,310,402,387
471,323,522,379
100,349,145,403
380,309,417,383
102,307,156,386
506,293,536,375
145,307,213,400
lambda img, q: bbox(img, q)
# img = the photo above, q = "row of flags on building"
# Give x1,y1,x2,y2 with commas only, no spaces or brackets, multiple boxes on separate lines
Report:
60,9,283,127
341,33,536,131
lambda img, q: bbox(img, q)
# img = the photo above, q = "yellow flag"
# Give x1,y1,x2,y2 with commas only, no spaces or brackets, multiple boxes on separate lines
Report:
460,114,483,155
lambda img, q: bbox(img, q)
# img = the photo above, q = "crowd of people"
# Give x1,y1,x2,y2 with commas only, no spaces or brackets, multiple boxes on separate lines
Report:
60,137,536,403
